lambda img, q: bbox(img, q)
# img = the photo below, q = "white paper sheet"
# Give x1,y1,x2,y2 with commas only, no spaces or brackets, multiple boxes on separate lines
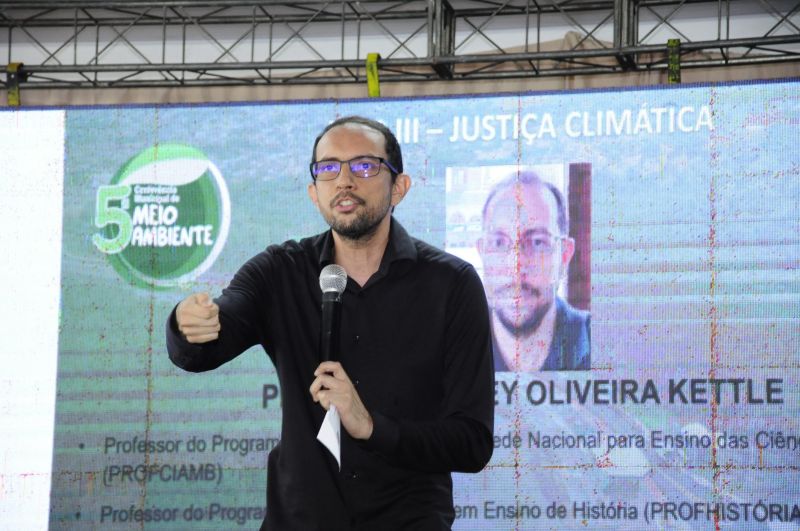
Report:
316,405,341,469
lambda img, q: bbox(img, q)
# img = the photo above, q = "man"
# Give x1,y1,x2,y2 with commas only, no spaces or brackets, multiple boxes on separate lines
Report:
166,116,494,530
477,172,590,371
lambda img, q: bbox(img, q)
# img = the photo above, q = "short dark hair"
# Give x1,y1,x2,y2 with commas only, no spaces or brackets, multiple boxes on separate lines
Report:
482,171,569,236
310,115,403,182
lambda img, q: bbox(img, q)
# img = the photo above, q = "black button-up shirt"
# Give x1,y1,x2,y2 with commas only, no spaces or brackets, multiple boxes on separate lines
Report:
167,218,494,530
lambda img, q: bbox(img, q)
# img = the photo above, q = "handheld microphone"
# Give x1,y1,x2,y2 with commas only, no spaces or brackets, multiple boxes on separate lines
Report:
319,264,347,362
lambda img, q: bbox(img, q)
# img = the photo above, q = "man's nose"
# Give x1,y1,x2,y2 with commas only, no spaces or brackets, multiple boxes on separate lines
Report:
335,164,357,188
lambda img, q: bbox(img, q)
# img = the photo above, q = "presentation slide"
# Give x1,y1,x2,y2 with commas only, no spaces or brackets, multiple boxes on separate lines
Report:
1,78,797,529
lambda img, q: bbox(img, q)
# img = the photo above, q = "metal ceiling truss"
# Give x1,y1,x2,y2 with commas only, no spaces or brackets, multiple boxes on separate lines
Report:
1,0,799,89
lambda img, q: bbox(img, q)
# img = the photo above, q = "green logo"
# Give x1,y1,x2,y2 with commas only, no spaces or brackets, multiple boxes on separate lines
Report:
92,144,230,288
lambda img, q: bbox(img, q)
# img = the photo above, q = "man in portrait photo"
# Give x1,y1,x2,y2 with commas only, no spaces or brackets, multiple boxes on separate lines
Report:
478,171,590,371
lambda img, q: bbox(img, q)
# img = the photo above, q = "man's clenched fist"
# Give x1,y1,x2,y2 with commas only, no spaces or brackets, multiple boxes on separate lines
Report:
176,292,220,343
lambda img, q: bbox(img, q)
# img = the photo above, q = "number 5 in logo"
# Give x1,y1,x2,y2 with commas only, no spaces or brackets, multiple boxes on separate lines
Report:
92,184,132,254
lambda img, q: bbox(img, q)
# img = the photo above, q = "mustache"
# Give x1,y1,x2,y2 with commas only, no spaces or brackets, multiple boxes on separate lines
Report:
330,192,365,208
496,282,541,298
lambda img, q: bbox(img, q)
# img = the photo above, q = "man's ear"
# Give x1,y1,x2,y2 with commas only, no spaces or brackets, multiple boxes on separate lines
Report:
307,182,319,209
391,173,411,207
559,236,576,278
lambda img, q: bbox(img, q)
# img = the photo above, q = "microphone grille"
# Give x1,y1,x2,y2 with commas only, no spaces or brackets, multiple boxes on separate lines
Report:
319,264,347,294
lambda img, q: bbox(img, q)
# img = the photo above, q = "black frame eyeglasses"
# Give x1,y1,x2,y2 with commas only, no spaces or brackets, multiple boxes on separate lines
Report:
310,156,399,181
483,231,565,256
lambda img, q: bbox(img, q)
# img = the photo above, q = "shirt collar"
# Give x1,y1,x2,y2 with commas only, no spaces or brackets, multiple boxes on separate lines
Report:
316,216,418,268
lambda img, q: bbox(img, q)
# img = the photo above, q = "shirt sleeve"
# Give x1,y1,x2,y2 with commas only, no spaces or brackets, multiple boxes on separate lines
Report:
362,263,495,473
166,252,271,372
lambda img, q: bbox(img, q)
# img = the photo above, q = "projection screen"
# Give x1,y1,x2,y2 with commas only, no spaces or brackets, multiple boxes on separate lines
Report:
1,77,797,529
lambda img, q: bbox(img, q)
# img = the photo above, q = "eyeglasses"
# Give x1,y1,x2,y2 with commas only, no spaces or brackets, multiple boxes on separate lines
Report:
310,156,398,181
483,232,564,255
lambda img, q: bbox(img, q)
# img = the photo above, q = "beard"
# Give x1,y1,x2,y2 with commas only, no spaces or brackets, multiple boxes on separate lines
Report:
495,283,555,337
324,189,392,242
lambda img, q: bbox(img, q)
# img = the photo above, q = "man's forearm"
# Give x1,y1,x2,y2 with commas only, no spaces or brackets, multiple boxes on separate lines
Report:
362,413,493,473
166,306,245,372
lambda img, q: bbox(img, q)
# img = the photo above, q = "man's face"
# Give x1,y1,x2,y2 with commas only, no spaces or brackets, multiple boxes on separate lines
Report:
307,124,403,241
478,182,575,337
